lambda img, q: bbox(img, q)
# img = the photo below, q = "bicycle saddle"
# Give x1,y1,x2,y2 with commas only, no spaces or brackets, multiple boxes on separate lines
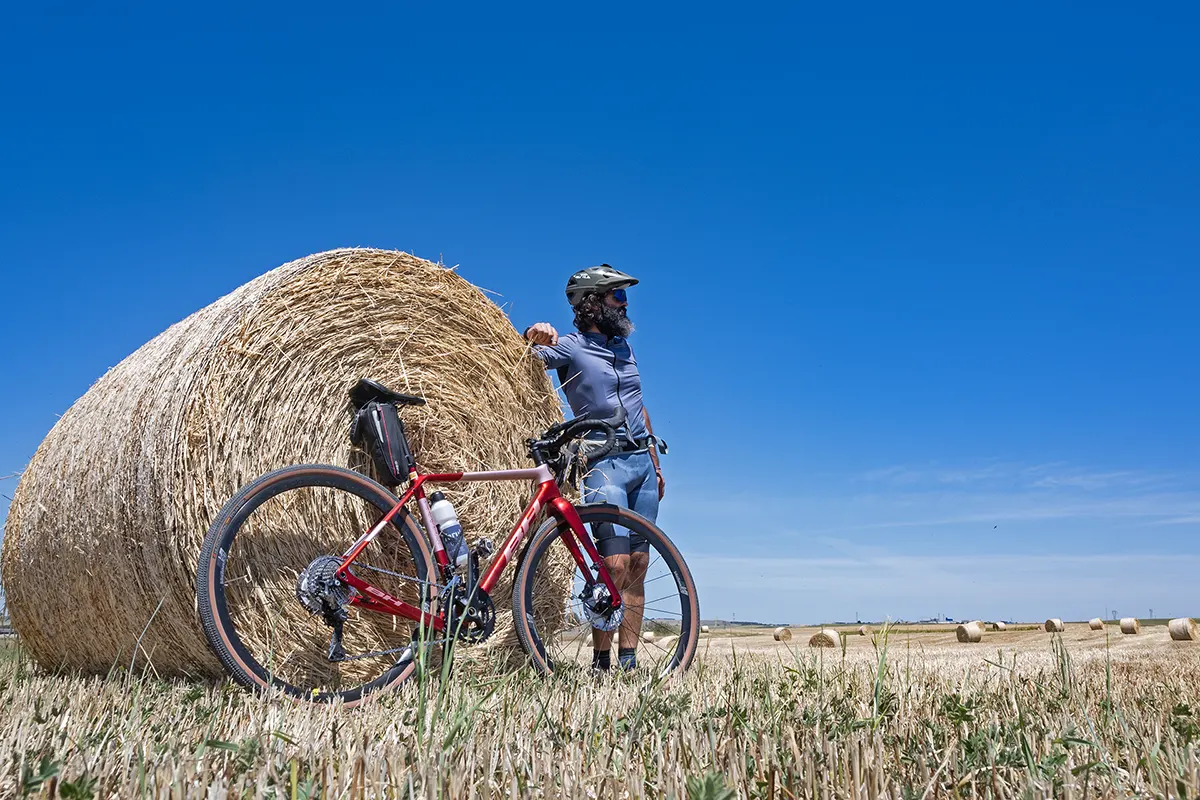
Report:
349,378,427,409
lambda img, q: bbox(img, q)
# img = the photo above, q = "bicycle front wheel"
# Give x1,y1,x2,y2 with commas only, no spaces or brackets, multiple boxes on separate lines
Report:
196,464,438,705
512,503,699,677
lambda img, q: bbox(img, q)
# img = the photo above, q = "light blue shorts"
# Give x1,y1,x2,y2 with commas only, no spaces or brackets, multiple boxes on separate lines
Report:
581,449,659,556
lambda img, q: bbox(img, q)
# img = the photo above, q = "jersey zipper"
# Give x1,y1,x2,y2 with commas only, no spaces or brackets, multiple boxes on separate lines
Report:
609,338,632,444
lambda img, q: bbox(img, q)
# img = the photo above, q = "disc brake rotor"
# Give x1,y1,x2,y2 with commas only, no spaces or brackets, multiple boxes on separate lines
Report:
579,583,624,631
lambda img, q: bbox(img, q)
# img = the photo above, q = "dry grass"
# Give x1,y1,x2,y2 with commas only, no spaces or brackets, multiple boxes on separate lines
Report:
3,627,1199,798
2,249,564,678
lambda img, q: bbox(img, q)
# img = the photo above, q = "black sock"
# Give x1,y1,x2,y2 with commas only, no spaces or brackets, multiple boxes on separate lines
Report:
618,647,637,670
592,649,611,670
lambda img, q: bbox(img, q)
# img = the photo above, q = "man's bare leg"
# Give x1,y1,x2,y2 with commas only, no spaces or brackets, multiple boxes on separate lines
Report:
592,553,629,655
621,551,650,650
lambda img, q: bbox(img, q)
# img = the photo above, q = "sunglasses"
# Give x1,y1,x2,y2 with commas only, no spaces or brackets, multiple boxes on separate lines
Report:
609,288,628,303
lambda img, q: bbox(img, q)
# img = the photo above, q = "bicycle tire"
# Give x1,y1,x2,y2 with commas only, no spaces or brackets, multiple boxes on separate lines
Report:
196,464,438,706
512,503,699,677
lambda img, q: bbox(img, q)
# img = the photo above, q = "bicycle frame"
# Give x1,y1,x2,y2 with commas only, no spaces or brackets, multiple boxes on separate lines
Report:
334,464,621,633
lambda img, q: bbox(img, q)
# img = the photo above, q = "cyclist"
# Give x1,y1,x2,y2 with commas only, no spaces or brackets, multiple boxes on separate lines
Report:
523,264,665,673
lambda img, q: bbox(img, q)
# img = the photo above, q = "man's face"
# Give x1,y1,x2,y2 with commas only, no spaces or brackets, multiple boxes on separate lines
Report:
594,287,634,337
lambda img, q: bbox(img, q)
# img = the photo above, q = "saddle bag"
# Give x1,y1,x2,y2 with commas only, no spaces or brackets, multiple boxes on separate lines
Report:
349,400,415,486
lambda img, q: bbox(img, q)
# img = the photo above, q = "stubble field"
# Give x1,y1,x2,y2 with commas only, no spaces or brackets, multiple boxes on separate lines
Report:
2,622,1199,798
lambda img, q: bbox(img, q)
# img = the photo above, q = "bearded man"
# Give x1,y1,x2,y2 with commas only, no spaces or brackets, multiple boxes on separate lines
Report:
523,264,664,673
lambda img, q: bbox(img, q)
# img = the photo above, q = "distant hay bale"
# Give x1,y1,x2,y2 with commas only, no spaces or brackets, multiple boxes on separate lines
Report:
1,249,564,677
808,629,839,648
1045,618,1065,633
641,631,657,644
1168,618,1198,641
955,622,983,643
991,621,1006,631
700,625,710,634
1120,617,1141,635
857,625,869,636
1089,618,1104,631
773,626,793,642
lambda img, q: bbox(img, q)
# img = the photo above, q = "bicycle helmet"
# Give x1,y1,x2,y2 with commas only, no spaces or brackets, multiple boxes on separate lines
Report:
565,264,639,306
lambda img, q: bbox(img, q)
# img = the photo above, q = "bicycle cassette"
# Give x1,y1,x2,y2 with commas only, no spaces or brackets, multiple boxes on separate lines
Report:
296,555,351,618
580,583,624,632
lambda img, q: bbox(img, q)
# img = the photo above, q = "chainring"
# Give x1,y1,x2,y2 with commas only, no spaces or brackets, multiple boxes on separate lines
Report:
453,588,496,643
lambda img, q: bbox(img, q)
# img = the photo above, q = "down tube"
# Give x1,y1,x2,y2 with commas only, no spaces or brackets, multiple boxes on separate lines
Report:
477,482,557,594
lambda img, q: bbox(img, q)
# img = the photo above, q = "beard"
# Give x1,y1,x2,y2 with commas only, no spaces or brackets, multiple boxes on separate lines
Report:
596,304,634,338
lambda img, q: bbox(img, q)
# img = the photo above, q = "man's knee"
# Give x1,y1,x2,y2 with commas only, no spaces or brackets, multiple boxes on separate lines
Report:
628,551,650,585
604,553,631,587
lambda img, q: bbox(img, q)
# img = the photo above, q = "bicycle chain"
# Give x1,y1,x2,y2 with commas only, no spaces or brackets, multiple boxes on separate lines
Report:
336,564,455,661
340,638,449,662
351,562,449,591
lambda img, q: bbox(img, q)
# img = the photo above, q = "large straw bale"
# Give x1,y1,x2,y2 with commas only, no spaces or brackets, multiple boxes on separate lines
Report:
991,621,1006,631
1,249,564,676
1089,618,1105,631
1045,618,1064,633
955,622,983,643
808,628,839,648
1169,618,1198,641
700,625,710,634
773,626,793,642
1120,617,1141,635
857,625,869,636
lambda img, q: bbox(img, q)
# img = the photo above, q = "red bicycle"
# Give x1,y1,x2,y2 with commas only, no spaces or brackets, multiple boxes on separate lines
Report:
197,379,699,704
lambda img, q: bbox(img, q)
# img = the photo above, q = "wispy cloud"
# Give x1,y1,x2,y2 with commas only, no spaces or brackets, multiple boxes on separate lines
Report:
687,549,1200,624
857,462,1185,493
664,458,1200,622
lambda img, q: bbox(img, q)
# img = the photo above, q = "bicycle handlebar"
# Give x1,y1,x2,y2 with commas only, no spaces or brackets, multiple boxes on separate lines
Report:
530,407,628,464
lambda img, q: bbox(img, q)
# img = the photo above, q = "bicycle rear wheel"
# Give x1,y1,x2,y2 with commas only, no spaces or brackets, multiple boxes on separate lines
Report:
196,464,438,705
512,503,699,677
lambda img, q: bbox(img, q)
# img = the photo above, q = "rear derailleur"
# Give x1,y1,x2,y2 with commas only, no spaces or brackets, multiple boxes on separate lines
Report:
295,555,353,662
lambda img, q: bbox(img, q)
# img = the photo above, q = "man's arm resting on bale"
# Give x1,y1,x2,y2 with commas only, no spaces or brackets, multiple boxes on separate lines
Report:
523,323,573,368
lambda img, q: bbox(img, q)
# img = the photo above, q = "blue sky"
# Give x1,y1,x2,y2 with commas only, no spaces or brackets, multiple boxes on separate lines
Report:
2,4,1198,623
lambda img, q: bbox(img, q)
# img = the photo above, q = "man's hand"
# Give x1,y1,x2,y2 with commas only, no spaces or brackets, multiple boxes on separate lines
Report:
656,470,665,501
524,322,559,346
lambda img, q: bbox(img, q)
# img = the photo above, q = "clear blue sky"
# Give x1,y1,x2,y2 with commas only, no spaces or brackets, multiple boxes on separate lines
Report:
2,4,1198,623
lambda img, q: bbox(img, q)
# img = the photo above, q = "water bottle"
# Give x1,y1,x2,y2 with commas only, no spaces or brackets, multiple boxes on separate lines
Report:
428,492,469,568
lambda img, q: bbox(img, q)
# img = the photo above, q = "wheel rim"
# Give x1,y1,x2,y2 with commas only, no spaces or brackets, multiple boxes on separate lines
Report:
212,477,434,697
524,510,692,677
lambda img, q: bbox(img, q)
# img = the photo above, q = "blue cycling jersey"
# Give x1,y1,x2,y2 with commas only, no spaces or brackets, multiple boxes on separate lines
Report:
532,331,649,439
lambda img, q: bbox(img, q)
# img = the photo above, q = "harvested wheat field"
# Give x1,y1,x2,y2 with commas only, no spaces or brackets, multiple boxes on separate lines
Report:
3,621,1199,798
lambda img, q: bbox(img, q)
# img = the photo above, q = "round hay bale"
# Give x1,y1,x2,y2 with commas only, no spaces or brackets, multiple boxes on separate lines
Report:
991,621,1006,631
700,625,710,634
808,628,839,648
1168,618,1198,641
1045,618,1065,633
857,625,869,636
1,249,563,677
1089,617,1104,631
1120,617,1141,635
641,631,657,644
773,626,793,642
955,622,983,643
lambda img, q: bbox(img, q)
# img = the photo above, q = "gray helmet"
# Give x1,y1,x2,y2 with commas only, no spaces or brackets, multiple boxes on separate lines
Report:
565,264,639,306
